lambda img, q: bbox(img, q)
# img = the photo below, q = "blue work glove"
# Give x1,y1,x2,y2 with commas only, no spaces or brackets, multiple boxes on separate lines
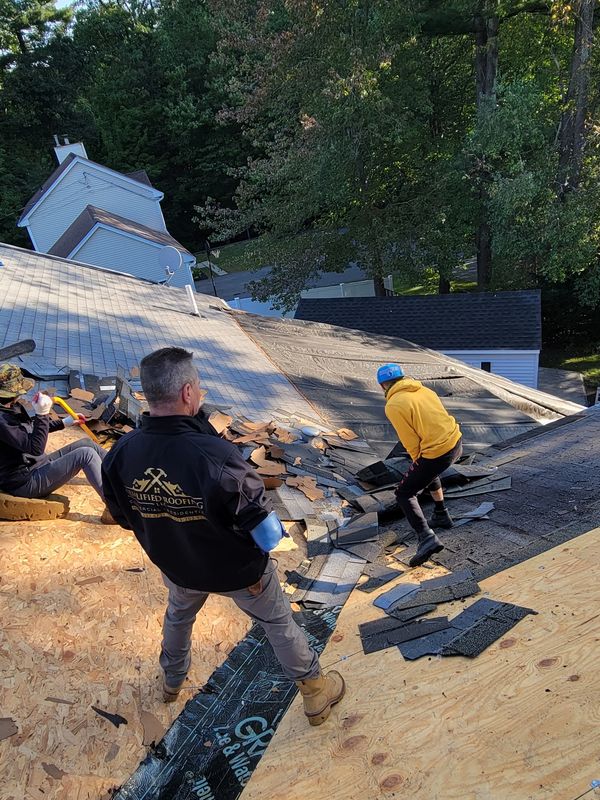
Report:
250,511,286,552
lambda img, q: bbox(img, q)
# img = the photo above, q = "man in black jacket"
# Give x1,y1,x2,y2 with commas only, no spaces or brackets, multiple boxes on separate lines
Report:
101,347,345,726
0,363,115,523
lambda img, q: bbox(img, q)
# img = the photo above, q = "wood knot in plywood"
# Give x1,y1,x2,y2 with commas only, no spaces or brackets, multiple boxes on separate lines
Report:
341,735,368,751
341,713,363,729
379,773,404,792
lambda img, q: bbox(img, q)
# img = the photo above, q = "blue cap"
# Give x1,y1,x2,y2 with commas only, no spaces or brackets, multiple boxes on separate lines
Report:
376,363,404,385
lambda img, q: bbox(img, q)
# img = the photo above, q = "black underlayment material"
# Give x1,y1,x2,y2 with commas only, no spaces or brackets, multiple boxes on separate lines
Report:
113,608,339,800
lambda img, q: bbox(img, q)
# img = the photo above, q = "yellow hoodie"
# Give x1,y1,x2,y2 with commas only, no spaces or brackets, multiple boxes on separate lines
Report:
384,378,461,462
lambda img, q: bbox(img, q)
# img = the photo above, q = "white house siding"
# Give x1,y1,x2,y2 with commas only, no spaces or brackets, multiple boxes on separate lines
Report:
26,162,166,252
442,349,540,389
300,280,376,299
227,297,295,317
73,227,195,289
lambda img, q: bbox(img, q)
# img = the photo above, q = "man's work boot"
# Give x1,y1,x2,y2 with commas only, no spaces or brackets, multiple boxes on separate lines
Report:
100,507,118,525
429,508,454,529
295,670,345,726
409,528,444,568
162,674,185,703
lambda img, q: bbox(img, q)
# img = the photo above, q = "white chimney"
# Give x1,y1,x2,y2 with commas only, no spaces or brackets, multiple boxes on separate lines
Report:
53,135,88,164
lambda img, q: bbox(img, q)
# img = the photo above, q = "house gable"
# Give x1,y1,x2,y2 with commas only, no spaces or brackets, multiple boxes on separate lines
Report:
71,225,195,289
18,157,167,253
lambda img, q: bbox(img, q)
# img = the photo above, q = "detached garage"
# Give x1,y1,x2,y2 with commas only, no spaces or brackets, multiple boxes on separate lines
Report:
295,290,542,388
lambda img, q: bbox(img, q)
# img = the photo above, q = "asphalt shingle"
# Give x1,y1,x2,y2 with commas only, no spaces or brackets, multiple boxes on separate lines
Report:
295,291,542,350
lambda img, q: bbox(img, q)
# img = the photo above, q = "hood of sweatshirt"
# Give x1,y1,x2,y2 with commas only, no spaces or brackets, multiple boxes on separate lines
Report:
385,378,422,399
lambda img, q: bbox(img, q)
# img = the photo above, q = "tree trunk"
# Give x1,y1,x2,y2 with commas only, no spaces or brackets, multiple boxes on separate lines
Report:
438,275,451,294
474,4,498,290
373,275,387,296
556,0,595,198
15,29,29,55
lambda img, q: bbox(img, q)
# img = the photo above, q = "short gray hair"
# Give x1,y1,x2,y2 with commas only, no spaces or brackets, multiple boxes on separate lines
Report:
140,347,198,405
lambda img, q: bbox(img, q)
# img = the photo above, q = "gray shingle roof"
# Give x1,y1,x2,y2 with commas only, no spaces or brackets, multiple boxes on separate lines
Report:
234,312,581,459
0,243,315,421
195,265,370,299
48,205,192,259
295,291,542,350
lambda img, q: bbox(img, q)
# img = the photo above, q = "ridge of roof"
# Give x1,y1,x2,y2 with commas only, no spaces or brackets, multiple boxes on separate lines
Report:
48,205,193,259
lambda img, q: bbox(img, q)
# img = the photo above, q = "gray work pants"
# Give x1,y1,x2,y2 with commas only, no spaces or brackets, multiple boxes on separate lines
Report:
160,559,321,687
11,439,106,502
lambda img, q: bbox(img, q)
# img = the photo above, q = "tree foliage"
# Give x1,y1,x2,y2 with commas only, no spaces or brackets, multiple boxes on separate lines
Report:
0,0,599,329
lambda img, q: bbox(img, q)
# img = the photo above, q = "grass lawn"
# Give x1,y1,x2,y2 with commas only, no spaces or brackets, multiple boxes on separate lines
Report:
193,239,259,274
540,347,600,398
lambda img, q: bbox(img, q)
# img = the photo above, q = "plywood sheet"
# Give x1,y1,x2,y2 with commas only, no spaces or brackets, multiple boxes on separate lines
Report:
0,429,308,800
243,528,600,800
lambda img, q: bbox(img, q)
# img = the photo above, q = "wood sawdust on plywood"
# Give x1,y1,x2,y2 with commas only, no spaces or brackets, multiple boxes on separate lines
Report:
242,528,600,800
0,428,308,800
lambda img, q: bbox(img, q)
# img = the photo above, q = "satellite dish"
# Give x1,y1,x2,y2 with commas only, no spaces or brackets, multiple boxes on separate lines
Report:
158,245,183,272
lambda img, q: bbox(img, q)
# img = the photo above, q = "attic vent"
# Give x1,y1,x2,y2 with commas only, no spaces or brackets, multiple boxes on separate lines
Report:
185,284,200,317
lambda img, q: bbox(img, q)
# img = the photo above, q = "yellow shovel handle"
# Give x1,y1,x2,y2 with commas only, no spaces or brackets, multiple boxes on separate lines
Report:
53,396,102,445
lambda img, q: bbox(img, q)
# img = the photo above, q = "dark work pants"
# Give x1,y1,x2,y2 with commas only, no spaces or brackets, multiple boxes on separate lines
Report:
395,438,463,534
160,559,320,686
11,439,106,502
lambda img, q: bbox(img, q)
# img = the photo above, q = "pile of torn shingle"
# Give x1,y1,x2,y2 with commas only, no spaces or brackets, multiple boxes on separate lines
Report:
359,569,536,660
11,338,518,617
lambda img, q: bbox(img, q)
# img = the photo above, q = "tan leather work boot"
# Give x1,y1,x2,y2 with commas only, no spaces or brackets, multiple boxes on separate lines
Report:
295,670,345,726
100,507,118,525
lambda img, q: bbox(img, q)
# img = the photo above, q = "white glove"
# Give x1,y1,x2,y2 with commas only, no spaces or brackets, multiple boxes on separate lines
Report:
31,392,53,416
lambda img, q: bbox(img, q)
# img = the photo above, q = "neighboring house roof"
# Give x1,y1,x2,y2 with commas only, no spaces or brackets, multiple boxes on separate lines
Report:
47,205,193,259
0,243,313,421
233,312,582,459
125,169,153,188
195,264,371,299
295,291,542,350
17,154,162,225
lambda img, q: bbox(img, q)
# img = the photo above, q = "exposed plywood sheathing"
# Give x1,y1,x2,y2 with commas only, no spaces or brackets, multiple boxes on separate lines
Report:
0,429,305,800
243,528,600,800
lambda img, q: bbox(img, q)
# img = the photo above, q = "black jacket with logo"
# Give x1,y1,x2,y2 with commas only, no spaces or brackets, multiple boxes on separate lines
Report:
101,414,271,592
0,404,64,491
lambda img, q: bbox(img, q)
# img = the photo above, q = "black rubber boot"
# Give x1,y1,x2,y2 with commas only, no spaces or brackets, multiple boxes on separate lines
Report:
409,528,444,567
429,508,454,529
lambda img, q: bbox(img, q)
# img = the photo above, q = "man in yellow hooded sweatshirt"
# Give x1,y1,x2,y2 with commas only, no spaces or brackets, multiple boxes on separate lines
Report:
377,364,463,567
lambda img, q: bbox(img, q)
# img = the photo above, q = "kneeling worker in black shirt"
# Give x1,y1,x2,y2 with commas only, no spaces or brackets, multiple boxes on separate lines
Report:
101,347,344,726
